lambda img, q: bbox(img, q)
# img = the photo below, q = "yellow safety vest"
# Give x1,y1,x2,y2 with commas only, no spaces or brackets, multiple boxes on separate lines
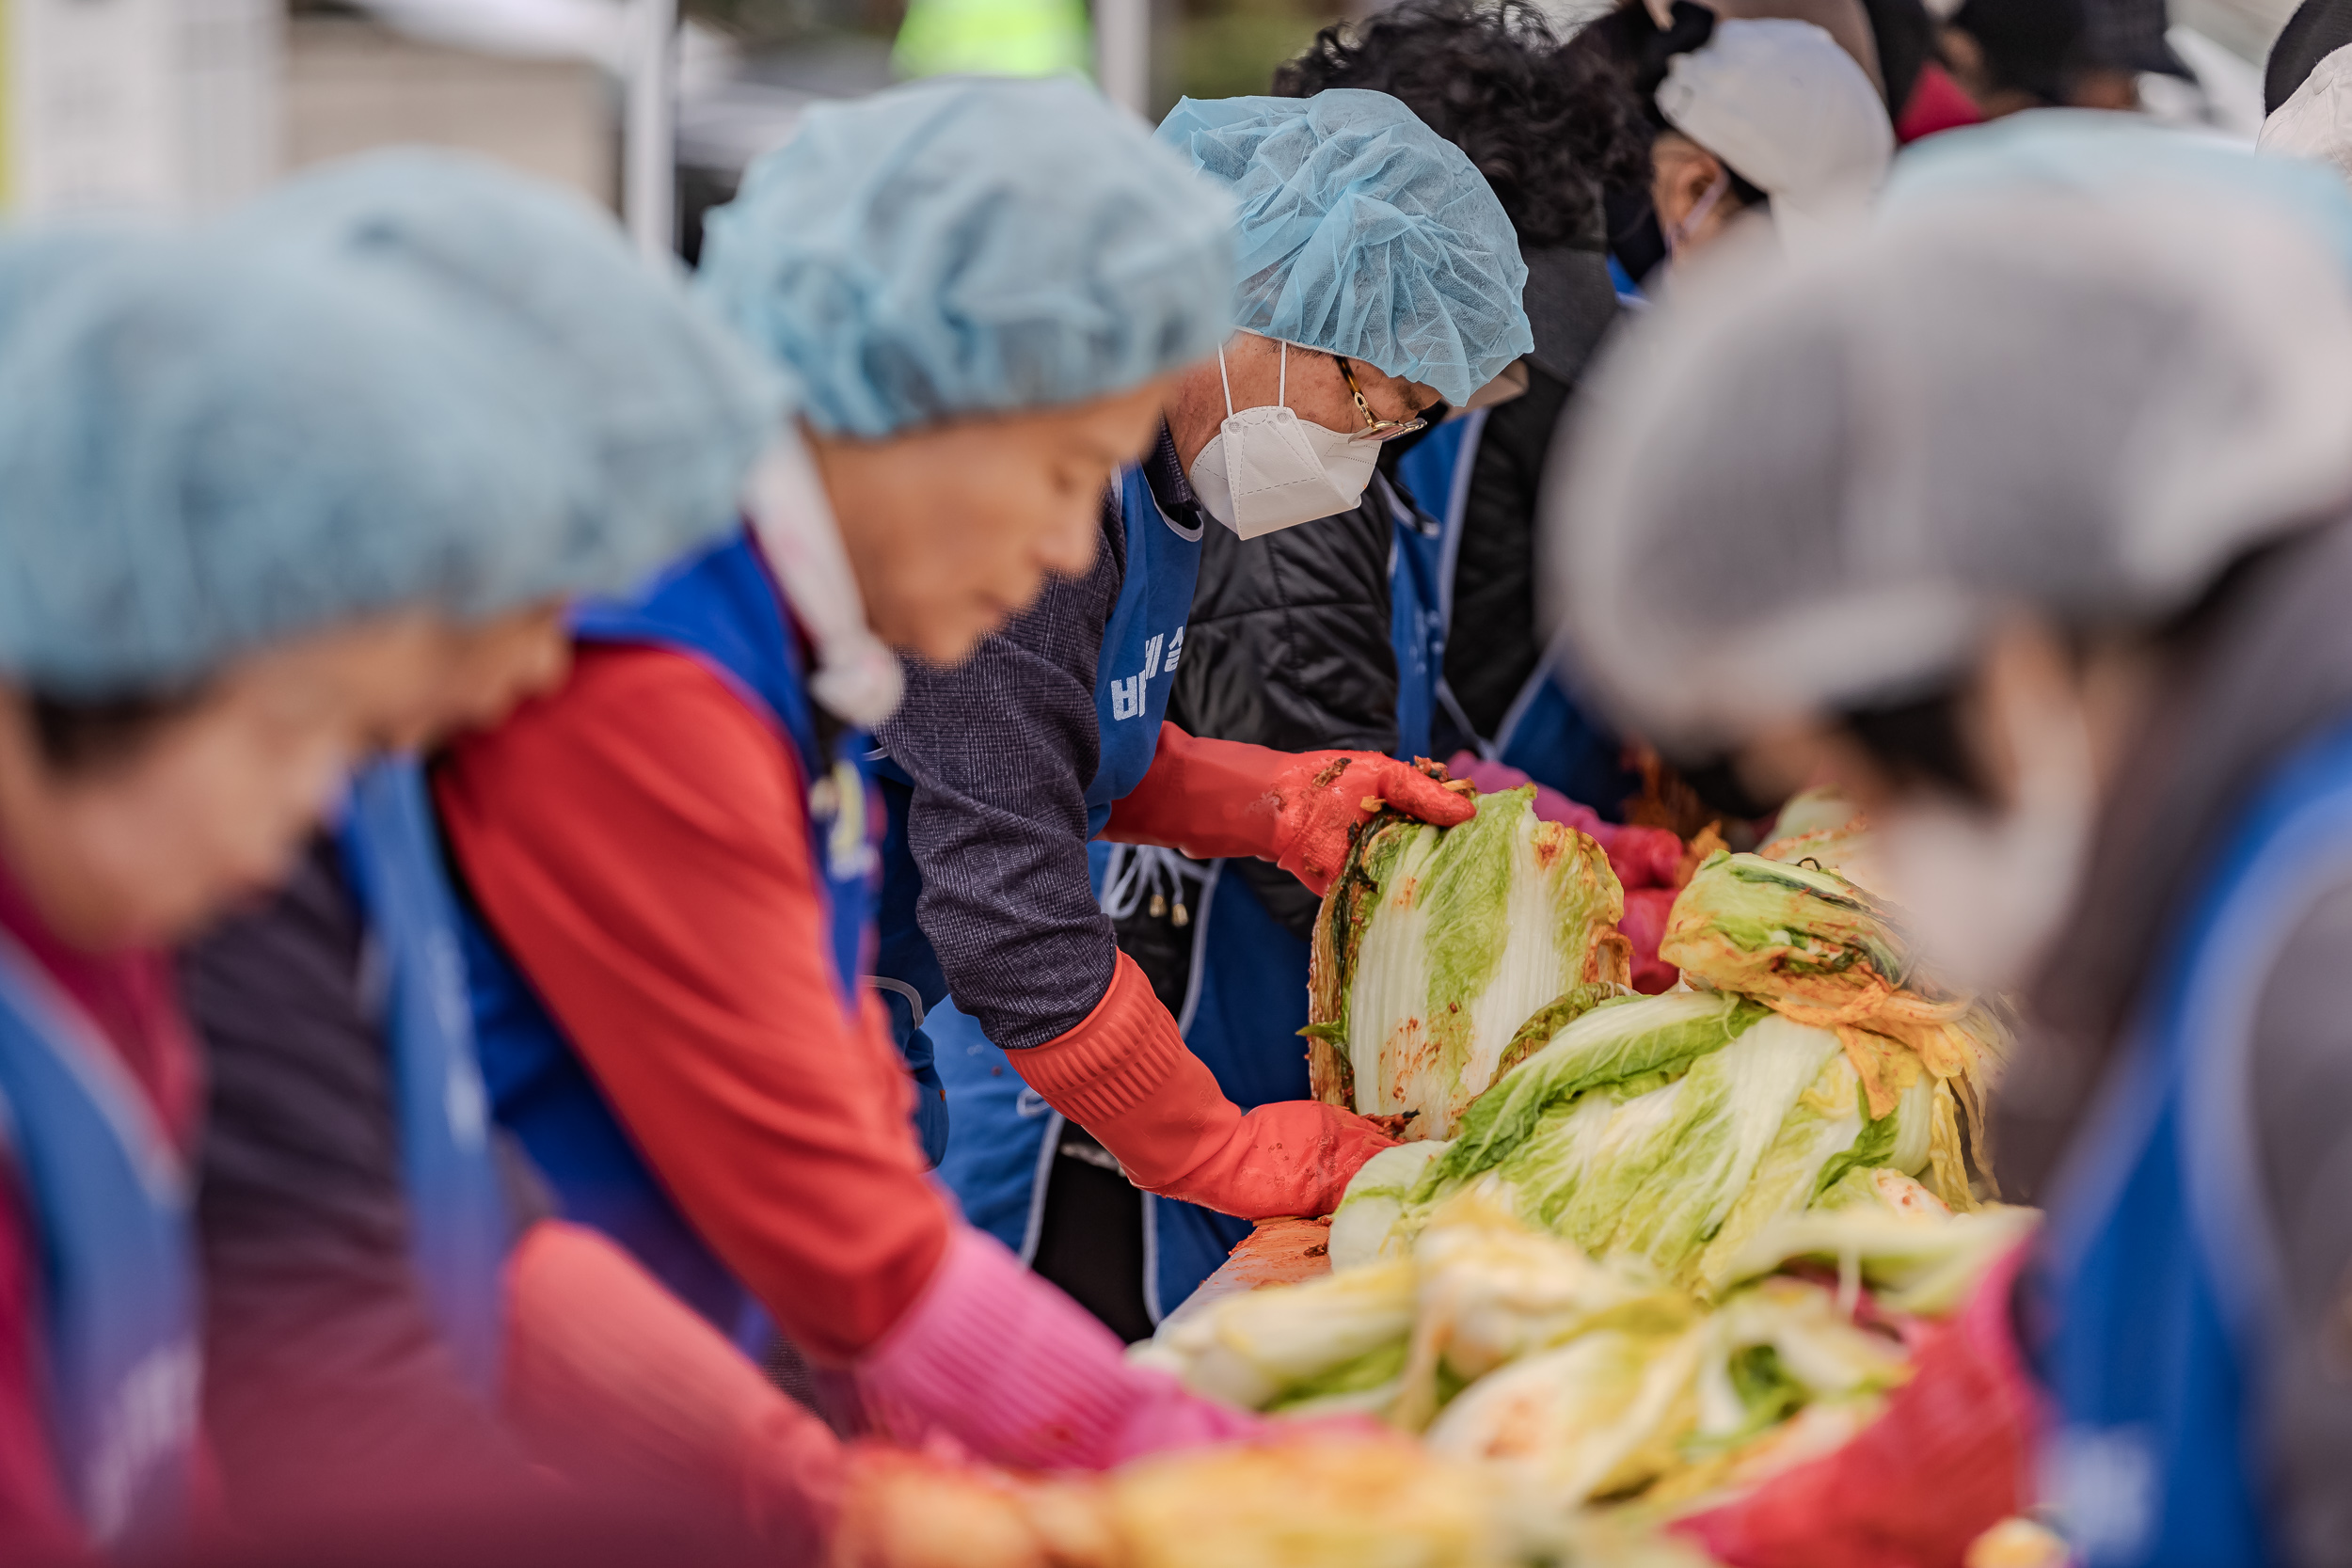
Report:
891,0,1093,80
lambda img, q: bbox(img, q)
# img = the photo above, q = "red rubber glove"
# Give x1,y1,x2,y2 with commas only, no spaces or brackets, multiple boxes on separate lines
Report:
1011,951,1398,1219
1620,888,1680,995
1105,723,1474,897
502,1220,845,1558
1672,1243,2041,1568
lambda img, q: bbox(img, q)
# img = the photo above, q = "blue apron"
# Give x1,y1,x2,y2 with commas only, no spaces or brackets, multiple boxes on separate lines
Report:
0,939,196,1554
1394,410,1637,816
1391,414,1481,752
452,529,881,1346
337,758,510,1399
2034,720,2352,1566
930,463,1463,1317
908,464,1200,1273
1136,467,1462,1312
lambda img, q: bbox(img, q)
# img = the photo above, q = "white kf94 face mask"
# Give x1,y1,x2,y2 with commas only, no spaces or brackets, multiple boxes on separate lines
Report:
1186,340,1382,538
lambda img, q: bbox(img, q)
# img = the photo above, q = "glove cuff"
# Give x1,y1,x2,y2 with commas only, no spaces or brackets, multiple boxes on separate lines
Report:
1012,955,1398,1217
1010,951,1196,1126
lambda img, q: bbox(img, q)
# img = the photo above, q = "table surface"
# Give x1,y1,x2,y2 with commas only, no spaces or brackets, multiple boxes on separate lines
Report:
1163,1215,1339,1328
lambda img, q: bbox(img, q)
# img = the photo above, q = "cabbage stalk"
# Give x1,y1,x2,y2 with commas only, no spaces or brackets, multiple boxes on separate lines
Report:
1131,1257,1417,1415
1307,785,1630,1138
1425,1323,1708,1505
1329,1141,1449,1270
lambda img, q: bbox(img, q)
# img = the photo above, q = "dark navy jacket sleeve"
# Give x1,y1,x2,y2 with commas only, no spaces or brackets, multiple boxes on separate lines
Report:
178,836,546,1523
873,504,1126,1051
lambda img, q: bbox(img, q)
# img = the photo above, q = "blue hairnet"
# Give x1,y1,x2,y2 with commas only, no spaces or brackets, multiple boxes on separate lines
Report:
0,152,785,697
0,236,568,695
1154,89,1532,408
699,77,1238,438
232,149,788,584
1883,109,2352,271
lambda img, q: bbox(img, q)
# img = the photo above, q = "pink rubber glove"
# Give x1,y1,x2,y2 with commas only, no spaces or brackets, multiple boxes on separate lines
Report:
1107,723,1474,897
855,1226,1263,1470
1673,1242,2041,1567
1444,752,1683,889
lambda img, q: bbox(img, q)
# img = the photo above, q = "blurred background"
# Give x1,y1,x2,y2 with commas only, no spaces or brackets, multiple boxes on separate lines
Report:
0,0,2305,259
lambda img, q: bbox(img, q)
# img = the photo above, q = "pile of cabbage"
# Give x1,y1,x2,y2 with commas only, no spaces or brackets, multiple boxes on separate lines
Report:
1305,785,1632,1139
1136,1193,2034,1527
1309,784,2005,1290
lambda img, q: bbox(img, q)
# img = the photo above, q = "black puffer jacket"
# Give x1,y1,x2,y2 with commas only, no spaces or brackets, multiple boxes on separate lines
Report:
1173,295,1594,792
1444,360,1575,739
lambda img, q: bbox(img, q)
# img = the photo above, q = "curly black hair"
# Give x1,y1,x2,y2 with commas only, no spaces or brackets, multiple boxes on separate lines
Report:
1272,0,1650,249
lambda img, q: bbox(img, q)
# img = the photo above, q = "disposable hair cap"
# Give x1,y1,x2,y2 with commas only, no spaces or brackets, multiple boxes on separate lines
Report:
0,150,785,696
1552,178,2352,757
1655,19,1895,254
1893,107,2352,270
233,148,789,591
1155,88,1533,408
2262,41,2352,191
701,75,1240,438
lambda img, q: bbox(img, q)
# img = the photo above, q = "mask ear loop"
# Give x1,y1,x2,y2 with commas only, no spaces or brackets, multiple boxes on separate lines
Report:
1278,340,1288,408
1667,169,1731,256
1216,342,1236,419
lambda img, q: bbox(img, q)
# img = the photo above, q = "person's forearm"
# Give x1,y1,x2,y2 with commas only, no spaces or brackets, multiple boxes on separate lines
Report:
503,1221,843,1554
852,1225,1259,1469
1008,951,1398,1221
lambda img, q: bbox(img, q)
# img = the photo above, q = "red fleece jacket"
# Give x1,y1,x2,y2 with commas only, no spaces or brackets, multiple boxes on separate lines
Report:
434,644,950,1364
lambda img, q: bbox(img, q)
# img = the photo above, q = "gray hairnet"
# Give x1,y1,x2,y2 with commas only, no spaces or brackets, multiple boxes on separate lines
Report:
1551,188,2352,756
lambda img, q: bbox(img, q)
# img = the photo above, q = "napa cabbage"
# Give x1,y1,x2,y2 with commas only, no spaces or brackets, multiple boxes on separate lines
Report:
1306,786,1630,1138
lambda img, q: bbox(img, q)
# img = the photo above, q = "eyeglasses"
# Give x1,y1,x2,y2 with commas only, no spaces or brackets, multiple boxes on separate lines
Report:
1335,356,1429,444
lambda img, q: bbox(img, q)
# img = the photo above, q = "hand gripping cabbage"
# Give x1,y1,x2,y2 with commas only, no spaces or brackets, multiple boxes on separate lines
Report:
1660,850,2006,1191
1306,785,1631,1139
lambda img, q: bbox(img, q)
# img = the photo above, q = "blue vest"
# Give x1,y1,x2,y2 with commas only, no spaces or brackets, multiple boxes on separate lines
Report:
2035,721,2352,1566
1392,410,1637,816
453,530,881,1345
0,939,196,1554
337,758,510,1398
